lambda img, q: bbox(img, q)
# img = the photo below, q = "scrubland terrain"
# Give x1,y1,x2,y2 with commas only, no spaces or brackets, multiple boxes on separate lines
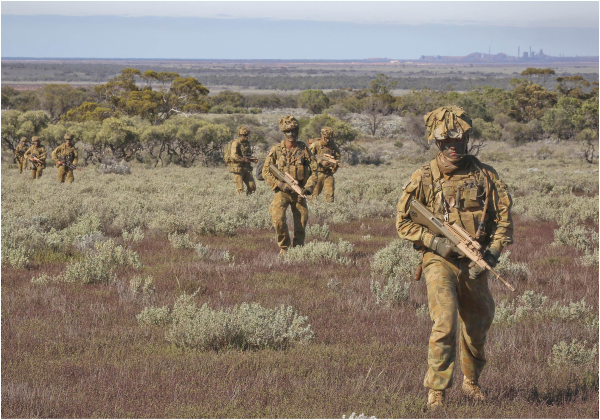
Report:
1,140,598,418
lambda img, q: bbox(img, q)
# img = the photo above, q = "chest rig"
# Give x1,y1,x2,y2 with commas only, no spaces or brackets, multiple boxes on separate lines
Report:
238,140,252,158
61,146,76,159
425,157,491,242
275,141,308,183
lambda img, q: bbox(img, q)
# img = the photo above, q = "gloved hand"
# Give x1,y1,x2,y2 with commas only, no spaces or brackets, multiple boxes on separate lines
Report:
468,248,501,280
429,236,460,259
278,182,292,194
302,188,311,196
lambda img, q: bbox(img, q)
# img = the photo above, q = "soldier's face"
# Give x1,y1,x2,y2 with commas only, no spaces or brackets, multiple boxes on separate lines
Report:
240,135,249,141
284,129,298,142
322,136,331,145
437,137,467,162
65,139,72,146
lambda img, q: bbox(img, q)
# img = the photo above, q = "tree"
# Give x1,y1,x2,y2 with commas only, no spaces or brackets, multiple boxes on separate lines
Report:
362,96,392,136
509,82,557,122
300,114,358,148
403,113,429,153
297,90,330,114
194,123,232,166
37,84,89,123
555,75,591,99
63,102,115,123
1,110,49,152
521,68,556,84
210,90,246,108
368,73,398,95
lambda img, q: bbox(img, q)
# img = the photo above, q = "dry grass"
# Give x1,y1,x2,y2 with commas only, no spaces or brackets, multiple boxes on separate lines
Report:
1,142,598,418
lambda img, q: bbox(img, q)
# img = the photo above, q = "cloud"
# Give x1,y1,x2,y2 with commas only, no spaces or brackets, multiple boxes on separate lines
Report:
2,1,598,28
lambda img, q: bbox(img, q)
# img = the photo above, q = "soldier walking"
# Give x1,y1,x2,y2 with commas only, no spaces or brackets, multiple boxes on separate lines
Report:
24,136,46,180
309,127,341,203
396,106,513,409
228,126,258,195
52,133,78,183
262,116,318,255
14,137,29,173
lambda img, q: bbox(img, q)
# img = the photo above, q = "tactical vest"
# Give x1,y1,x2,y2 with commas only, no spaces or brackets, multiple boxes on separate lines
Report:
422,157,491,242
27,146,46,168
227,139,253,173
57,145,77,160
273,140,311,183
312,140,339,174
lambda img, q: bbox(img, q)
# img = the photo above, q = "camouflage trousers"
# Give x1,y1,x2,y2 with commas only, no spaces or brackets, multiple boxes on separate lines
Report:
17,157,27,173
422,251,495,390
233,167,255,195
269,191,308,250
30,166,43,179
57,166,75,183
311,172,335,203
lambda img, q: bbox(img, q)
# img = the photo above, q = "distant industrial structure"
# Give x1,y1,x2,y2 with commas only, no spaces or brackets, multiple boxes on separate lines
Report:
417,49,597,63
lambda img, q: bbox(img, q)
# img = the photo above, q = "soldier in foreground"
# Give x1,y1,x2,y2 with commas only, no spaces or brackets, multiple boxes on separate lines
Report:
24,136,46,180
262,116,318,255
227,126,258,195
52,133,79,183
14,137,29,173
396,106,513,409
309,127,342,203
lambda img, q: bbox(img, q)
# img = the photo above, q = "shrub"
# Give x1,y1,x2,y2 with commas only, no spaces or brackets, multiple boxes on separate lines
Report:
130,275,156,300
282,239,353,265
168,232,196,249
306,223,330,240
31,273,52,285
549,339,598,367
58,239,141,284
122,227,144,244
137,306,172,326
370,278,410,307
371,240,419,281
552,223,599,253
144,293,314,351
495,251,530,281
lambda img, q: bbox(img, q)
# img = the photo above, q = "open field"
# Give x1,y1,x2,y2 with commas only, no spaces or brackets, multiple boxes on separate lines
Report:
2,140,598,418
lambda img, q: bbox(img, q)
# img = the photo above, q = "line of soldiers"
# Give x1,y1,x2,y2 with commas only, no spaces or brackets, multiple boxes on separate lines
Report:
13,133,79,182
230,109,514,409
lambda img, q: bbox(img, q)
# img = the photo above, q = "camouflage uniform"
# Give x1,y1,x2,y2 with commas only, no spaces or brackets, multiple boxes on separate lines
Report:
396,107,513,393
15,138,29,173
52,133,78,183
309,127,341,203
262,116,318,252
228,126,256,195
24,138,47,180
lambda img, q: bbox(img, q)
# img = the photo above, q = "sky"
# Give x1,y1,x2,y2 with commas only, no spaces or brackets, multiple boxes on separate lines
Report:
1,1,598,59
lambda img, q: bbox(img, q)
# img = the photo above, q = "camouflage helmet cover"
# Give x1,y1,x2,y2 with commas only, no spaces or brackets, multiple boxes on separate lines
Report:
279,115,299,132
64,132,74,141
321,127,335,138
238,126,250,136
20,136,27,142
32,136,40,142
424,106,472,143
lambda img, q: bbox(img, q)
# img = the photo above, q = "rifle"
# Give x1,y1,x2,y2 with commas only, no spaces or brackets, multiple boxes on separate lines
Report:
409,200,515,292
319,153,344,168
28,155,43,166
243,154,259,164
58,154,81,171
268,163,306,198
15,149,26,157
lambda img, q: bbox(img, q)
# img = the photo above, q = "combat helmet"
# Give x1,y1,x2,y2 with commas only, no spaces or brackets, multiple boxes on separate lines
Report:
321,127,335,139
64,132,74,141
238,126,250,136
20,137,27,143
31,136,40,143
279,115,299,132
424,106,472,143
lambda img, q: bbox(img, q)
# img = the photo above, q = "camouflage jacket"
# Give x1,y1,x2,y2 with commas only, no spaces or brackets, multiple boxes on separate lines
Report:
228,138,253,169
309,139,341,175
396,156,513,252
24,145,47,168
15,142,29,159
52,143,78,166
262,140,318,193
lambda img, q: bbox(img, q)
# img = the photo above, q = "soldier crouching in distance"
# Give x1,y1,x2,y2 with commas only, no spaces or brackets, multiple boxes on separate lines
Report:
262,116,318,255
396,106,514,409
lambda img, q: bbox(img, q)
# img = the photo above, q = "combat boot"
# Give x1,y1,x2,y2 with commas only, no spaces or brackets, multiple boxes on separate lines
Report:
427,389,444,409
462,376,485,401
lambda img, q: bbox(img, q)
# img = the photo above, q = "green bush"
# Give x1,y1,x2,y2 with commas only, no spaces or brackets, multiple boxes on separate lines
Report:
142,293,314,351
282,239,353,265
371,239,419,281
305,223,330,240
495,251,530,281
370,278,410,307
549,339,598,367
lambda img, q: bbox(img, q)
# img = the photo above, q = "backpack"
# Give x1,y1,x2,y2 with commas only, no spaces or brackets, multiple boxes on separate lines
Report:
223,140,235,164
